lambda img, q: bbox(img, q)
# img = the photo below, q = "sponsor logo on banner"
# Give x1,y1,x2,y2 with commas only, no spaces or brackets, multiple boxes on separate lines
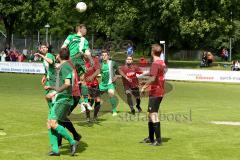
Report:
0,62,45,74
1,63,240,83
166,68,240,83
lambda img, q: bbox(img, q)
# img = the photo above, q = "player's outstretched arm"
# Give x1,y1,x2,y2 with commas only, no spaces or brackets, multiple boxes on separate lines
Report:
84,49,94,67
86,69,100,82
35,53,53,64
118,68,132,82
61,35,72,49
55,79,71,93
41,75,46,85
45,79,71,93
61,45,67,49
141,76,156,92
118,68,126,78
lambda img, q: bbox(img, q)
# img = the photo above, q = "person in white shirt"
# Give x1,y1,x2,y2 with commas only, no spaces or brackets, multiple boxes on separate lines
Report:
232,60,240,71
0,51,6,62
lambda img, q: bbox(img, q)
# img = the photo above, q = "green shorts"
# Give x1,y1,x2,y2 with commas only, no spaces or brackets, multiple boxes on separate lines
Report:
70,56,86,76
48,98,72,121
81,84,88,96
99,83,115,92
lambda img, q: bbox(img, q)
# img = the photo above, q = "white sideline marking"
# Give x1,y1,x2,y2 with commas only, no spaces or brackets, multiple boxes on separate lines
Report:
0,131,6,136
0,131,47,141
210,121,240,126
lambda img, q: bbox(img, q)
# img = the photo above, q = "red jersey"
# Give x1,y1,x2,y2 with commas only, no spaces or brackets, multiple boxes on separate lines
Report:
149,60,166,97
85,57,100,87
120,64,143,89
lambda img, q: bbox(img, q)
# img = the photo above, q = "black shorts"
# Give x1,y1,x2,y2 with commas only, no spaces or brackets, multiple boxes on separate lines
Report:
88,86,101,99
125,87,140,97
148,96,163,113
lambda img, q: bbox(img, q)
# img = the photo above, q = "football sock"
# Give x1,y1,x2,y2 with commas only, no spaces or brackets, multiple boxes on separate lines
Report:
109,97,117,113
94,102,101,118
48,129,59,153
148,122,154,142
127,94,134,110
89,98,94,106
153,122,161,143
136,98,141,109
55,125,75,145
62,118,79,139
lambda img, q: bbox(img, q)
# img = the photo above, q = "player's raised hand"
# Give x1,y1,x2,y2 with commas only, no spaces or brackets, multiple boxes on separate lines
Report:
41,76,46,85
34,52,43,58
44,86,51,90
46,91,57,100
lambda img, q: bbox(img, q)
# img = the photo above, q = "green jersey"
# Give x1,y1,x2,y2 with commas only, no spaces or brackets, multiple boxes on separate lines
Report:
43,53,55,86
63,34,89,57
100,60,118,85
54,61,74,102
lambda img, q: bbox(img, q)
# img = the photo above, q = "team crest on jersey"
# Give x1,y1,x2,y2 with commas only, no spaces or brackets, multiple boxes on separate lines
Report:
126,72,135,77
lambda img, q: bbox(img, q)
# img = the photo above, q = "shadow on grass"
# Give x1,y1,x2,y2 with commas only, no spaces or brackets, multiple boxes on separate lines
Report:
77,117,107,127
162,137,171,143
68,80,173,127
60,140,88,155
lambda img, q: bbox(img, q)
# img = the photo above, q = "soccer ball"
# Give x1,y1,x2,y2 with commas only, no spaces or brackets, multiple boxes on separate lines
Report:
76,2,87,13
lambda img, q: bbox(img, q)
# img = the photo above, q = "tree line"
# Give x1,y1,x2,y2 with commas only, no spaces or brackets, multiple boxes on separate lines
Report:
1,0,240,56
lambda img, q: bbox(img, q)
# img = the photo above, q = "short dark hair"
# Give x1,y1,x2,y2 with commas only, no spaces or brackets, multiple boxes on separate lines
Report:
101,49,109,55
75,24,86,32
126,55,133,59
151,44,162,56
40,42,49,48
59,48,69,60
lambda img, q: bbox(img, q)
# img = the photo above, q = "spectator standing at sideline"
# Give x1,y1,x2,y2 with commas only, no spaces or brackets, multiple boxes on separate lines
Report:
221,48,229,61
0,51,6,62
127,43,134,56
231,60,240,71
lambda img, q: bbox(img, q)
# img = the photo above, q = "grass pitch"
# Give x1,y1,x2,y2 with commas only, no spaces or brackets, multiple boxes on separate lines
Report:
0,73,240,160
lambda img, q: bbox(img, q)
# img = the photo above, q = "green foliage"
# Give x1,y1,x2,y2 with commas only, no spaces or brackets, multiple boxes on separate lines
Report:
1,0,240,53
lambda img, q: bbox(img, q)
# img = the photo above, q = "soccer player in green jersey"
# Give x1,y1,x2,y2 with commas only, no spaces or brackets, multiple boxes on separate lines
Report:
99,50,119,116
45,48,78,156
61,24,92,77
35,43,55,109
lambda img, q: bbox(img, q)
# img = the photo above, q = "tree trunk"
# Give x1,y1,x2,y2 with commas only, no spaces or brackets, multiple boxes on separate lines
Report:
2,14,16,48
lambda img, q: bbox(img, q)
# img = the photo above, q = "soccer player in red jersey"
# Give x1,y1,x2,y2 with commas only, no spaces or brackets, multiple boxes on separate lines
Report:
83,52,101,122
119,56,143,114
140,44,166,146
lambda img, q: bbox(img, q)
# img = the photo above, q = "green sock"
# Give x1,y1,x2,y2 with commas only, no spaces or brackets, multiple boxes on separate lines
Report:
55,125,75,145
109,97,117,113
84,96,88,103
48,129,59,153
81,85,88,95
89,98,94,106
51,130,59,153
48,129,53,145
